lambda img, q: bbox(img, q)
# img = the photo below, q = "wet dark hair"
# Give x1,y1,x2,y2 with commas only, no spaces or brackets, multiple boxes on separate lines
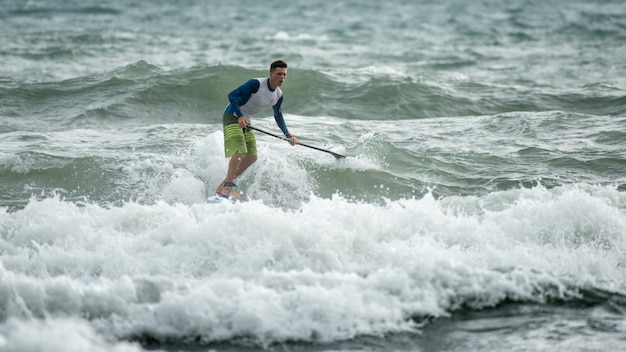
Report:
270,60,288,71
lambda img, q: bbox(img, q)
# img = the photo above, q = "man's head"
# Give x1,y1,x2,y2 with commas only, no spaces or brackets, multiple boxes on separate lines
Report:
269,60,288,89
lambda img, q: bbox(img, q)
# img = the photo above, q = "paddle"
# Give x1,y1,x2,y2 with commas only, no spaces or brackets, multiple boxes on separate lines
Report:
246,125,346,159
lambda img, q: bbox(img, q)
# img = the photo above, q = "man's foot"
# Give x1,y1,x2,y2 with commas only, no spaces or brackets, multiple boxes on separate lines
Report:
229,189,245,199
215,181,234,198
216,182,244,199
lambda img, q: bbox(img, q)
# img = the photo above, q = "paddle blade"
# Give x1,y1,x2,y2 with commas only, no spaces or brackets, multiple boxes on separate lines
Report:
298,142,346,159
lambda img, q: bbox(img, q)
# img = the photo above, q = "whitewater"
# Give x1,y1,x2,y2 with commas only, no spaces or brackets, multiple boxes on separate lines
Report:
1,0,626,351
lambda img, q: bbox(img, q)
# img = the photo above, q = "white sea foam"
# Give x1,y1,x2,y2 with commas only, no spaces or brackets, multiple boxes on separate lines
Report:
2,0,626,350
0,317,142,352
1,184,624,348
267,31,328,42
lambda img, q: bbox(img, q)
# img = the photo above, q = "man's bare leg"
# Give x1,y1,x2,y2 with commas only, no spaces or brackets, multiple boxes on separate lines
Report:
235,155,258,178
215,153,257,197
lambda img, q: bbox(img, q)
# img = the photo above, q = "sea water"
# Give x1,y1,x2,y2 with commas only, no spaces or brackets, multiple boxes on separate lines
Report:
1,0,625,351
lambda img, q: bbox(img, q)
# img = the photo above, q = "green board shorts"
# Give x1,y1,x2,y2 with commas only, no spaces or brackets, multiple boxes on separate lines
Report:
223,114,257,157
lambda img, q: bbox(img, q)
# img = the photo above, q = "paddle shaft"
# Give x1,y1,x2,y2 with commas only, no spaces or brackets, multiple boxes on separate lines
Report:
246,125,346,159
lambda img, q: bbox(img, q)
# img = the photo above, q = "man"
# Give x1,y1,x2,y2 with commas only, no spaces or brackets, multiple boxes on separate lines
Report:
215,60,299,199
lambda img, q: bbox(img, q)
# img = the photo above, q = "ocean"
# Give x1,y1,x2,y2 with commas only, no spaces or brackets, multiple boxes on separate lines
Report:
1,0,625,351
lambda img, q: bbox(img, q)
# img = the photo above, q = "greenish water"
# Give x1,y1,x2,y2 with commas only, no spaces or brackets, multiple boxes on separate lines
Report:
1,1,625,351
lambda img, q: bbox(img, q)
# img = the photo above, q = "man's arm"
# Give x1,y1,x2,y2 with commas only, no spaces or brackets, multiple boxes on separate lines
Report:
227,79,260,117
273,97,299,145
273,96,290,136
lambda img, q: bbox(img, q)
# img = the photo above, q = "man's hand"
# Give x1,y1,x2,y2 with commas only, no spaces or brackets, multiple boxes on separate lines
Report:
286,135,299,146
238,116,249,128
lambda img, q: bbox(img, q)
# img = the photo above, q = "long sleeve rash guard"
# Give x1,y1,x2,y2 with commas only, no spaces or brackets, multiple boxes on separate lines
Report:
224,77,291,136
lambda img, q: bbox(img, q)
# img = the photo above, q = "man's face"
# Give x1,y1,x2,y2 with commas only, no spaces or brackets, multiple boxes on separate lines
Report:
269,67,287,88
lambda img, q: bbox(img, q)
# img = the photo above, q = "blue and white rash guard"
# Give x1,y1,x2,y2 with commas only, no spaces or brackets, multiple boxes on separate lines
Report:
224,77,291,136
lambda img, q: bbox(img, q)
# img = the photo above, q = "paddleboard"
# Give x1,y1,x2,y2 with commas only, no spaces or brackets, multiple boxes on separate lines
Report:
207,195,249,204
